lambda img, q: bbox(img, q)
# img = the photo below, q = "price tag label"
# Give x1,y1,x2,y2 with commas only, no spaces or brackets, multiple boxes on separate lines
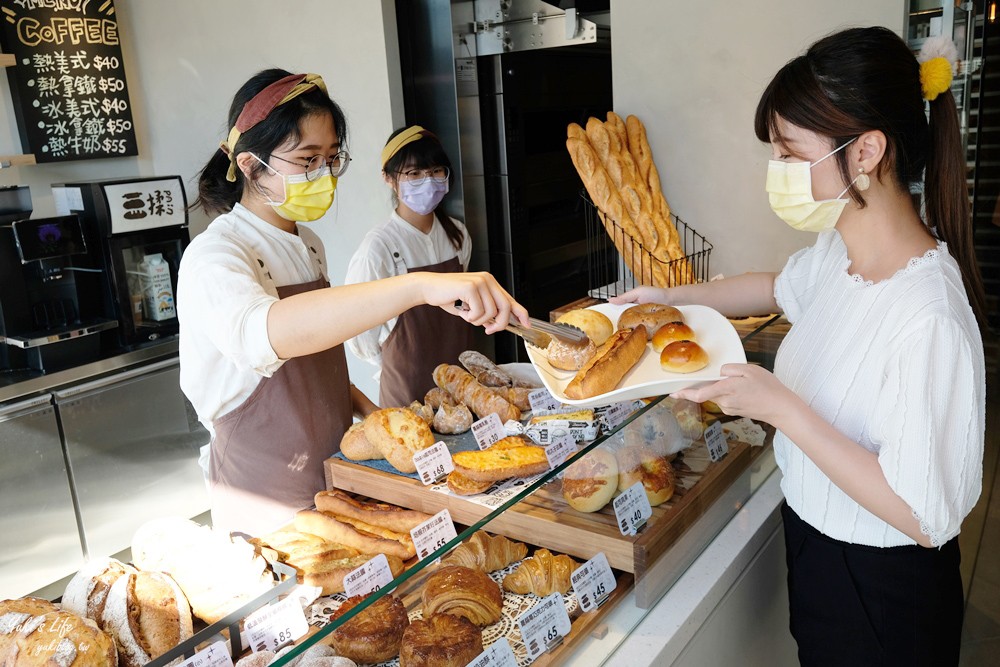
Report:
176,641,233,667
413,441,454,485
529,387,561,412
613,481,653,536
472,413,506,450
571,552,616,613
517,592,572,662
545,435,578,470
244,596,308,654
410,509,458,561
343,553,394,598
722,417,767,447
603,401,633,431
705,420,729,462
466,637,518,667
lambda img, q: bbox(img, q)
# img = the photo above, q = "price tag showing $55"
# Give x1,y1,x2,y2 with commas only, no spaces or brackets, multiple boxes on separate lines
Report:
410,509,458,561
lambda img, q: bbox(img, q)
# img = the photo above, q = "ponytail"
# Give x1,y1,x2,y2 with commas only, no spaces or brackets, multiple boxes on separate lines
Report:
193,148,248,216
924,92,988,329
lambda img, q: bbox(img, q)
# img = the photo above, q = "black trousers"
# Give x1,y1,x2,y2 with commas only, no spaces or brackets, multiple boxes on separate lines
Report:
782,502,963,667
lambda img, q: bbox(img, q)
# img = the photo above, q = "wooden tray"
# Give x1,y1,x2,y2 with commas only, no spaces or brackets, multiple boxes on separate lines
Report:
325,439,751,579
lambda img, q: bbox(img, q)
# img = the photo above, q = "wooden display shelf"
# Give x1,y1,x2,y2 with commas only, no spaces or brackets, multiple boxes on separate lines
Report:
325,439,751,579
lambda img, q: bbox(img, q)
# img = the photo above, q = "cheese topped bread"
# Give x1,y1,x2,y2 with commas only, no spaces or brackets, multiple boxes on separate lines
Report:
451,445,549,482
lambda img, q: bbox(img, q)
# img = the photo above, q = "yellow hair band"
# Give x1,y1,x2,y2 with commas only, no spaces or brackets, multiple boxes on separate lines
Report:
920,57,953,101
381,125,427,169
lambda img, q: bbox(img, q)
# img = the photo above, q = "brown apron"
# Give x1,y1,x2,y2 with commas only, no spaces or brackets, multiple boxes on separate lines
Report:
209,277,352,535
378,255,474,407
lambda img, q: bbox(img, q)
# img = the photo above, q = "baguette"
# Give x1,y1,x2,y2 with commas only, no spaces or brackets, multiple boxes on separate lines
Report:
302,553,405,595
563,325,647,400
432,364,521,422
459,350,513,387
315,490,432,534
294,509,416,560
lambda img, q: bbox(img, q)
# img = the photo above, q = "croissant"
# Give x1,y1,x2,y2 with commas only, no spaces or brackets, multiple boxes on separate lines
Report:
422,565,503,627
432,364,520,422
502,549,578,597
442,531,527,573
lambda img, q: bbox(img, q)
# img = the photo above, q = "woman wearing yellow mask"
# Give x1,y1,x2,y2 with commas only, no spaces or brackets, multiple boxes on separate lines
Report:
178,69,527,535
613,28,986,664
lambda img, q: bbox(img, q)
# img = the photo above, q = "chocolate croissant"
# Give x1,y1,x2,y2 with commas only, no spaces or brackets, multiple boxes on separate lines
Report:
422,565,503,627
442,531,527,573
502,549,578,597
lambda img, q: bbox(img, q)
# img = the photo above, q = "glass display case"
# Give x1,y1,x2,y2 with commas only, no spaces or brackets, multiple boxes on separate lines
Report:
250,317,786,667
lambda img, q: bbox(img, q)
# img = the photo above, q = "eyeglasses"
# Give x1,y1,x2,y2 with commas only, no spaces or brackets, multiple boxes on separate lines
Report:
397,166,449,184
270,150,352,180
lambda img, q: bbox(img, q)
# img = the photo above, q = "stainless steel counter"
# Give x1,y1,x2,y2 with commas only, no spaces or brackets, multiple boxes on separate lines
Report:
0,337,179,404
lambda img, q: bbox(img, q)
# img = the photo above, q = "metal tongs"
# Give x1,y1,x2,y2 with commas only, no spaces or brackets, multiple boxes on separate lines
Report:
453,300,589,349
506,318,590,350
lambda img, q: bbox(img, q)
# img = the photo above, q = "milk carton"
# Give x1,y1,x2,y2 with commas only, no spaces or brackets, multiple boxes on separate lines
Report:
139,253,176,321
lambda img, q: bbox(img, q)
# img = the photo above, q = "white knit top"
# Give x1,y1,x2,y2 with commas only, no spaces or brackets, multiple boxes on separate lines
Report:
772,230,985,548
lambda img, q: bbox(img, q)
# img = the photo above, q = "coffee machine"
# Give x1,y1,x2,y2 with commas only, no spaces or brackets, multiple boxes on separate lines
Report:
53,176,190,349
0,186,119,373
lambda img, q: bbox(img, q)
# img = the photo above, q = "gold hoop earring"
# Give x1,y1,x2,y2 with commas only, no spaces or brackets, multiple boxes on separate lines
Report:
855,168,870,192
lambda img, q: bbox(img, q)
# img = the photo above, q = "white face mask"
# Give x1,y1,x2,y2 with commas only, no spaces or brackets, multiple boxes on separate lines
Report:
399,177,449,215
765,138,860,233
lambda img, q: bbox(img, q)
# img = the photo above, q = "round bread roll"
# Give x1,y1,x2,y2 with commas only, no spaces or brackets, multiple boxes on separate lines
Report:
616,446,676,506
432,402,473,435
330,594,409,664
62,557,137,621
561,448,619,512
340,422,381,461
617,303,684,339
363,407,435,473
101,570,194,667
556,308,614,346
651,322,697,352
660,340,709,374
399,613,483,667
0,599,119,667
546,337,597,371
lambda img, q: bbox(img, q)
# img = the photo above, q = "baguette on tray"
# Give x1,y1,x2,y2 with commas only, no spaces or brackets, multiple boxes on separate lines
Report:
433,364,521,422
563,325,647,400
294,509,416,560
315,489,432,534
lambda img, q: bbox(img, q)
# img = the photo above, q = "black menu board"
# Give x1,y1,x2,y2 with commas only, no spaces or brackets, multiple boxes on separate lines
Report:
0,0,137,163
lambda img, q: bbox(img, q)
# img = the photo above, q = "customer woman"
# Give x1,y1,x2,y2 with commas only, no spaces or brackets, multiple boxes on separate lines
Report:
345,126,474,408
613,28,985,665
178,70,526,535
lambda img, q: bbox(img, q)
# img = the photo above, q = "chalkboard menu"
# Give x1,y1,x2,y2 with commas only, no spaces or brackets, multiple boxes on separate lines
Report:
0,0,137,163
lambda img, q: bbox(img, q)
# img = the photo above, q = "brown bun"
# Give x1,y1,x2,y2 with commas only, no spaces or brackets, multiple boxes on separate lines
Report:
659,340,709,374
556,309,615,346
616,446,676,506
617,303,683,339
400,613,483,667
651,322,697,352
422,565,503,627
564,325,647,400
561,448,619,512
330,594,409,664
546,337,597,371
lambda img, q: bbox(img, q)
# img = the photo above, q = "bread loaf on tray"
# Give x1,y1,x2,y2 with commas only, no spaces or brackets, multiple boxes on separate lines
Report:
432,364,520,422
563,325,647,400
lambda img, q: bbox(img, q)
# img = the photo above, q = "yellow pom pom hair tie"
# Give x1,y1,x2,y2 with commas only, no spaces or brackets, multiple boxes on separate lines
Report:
917,36,959,102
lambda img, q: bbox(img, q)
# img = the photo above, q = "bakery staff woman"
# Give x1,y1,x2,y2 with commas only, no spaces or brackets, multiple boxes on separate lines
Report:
178,70,526,535
345,127,474,408
614,28,985,665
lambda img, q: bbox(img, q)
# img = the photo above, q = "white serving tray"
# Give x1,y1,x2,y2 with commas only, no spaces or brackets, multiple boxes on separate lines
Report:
524,303,747,409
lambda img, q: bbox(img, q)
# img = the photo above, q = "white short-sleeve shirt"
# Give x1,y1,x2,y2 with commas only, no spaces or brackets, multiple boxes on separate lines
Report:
177,203,327,437
772,230,985,547
343,211,470,374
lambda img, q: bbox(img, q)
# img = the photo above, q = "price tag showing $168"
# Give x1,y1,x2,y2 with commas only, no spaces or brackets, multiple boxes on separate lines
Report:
412,440,453,485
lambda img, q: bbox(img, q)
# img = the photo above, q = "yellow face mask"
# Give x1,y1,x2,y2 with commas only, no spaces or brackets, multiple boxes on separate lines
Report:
252,153,337,222
765,138,858,233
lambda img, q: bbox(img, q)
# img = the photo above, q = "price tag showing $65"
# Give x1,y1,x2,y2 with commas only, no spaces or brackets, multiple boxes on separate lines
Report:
517,592,572,662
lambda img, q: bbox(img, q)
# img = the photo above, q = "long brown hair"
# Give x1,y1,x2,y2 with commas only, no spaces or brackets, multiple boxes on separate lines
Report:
754,26,986,328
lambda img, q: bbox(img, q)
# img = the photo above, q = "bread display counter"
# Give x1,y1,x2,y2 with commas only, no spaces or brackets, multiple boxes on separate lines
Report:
3,316,786,667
